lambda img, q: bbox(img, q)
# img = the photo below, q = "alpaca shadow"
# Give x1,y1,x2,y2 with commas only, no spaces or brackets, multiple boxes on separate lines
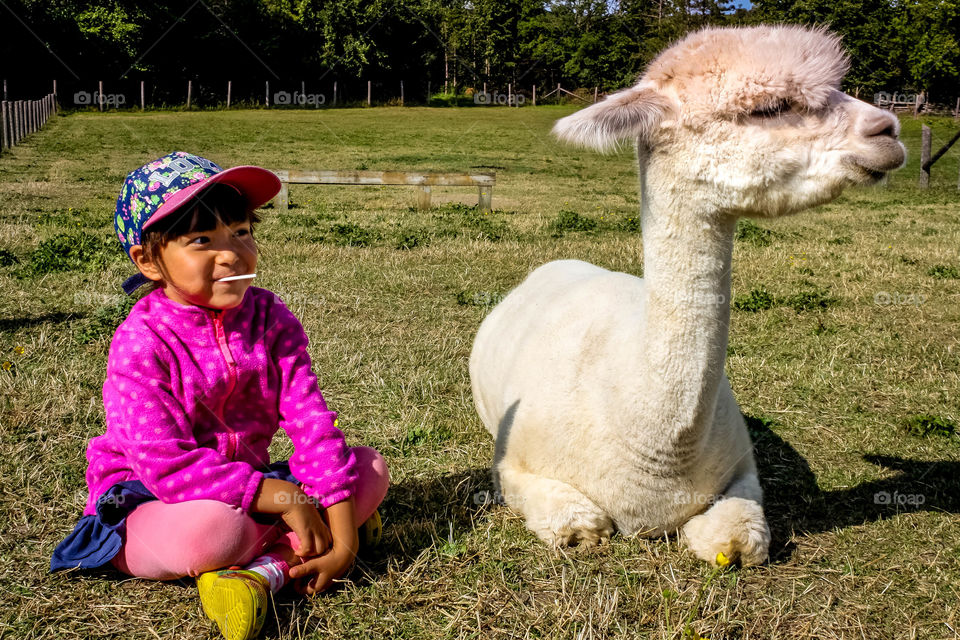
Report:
305,465,496,589
747,416,960,563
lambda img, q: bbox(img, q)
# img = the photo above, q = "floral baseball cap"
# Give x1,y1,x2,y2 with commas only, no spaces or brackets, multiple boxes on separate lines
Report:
116,151,281,294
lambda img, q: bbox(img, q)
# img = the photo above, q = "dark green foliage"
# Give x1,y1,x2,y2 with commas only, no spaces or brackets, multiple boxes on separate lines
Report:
780,289,839,312
456,290,506,307
327,223,378,247
0,249,20,267
75,296,137,345
736,220,774,247
28,233,121,275
551,210,598,236
734,287,776,312
3,0,957,106
929,265,960,279
735,286,838,313
429,203,510,242
904,414,957,438
395,229,431,250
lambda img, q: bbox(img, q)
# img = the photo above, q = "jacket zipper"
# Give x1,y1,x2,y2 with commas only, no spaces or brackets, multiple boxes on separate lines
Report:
211,309,239,460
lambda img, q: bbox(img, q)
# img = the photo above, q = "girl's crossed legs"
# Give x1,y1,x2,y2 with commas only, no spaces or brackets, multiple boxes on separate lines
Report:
112,447,388,580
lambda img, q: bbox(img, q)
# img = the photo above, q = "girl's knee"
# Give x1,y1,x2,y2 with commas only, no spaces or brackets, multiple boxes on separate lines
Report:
121,499,280,579
350,447,389,524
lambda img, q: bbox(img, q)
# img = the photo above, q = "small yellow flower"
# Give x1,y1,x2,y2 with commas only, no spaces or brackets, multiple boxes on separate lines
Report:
716,551,730,567
2,361,11,371
333,418,339,428
14,346,24,355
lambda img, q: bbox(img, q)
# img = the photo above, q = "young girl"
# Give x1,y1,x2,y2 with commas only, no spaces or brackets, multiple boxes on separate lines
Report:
51,151,389,640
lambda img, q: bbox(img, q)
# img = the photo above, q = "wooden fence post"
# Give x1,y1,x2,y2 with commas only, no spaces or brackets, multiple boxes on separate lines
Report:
919,125,931,188
508,83,512,106
367,80,371,106
417,185,431,209
13,101,20,145
140,81,145,110
187,80,192,108
478,185,492,213
400,80,404,106
227,81,231,108
1,101,7,151
265,81,269,107
99,80,104,112
333,81,337,106
594,86,598,102
532,84,536,106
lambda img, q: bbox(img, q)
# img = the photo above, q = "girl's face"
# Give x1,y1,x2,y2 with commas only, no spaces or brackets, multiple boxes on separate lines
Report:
155,219,258,310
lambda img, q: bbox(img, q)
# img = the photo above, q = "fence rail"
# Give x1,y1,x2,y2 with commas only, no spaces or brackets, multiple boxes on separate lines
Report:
1,93,56,154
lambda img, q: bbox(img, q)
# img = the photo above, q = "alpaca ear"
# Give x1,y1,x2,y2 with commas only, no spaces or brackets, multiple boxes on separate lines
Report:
552,86,672,152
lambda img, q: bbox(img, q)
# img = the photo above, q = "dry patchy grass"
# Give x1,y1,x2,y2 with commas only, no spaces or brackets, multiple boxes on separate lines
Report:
0,107,959,639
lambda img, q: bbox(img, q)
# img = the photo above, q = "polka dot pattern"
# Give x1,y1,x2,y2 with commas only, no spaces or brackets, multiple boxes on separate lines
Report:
81,287,357,517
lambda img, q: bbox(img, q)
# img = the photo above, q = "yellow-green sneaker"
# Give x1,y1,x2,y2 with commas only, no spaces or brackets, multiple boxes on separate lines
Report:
358,509,383,549
197,569,269,640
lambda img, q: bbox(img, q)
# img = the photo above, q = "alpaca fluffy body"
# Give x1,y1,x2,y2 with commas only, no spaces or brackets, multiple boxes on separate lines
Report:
469,25,904,565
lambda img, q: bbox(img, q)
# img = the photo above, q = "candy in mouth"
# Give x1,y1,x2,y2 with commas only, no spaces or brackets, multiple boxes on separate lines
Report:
216,273,257,282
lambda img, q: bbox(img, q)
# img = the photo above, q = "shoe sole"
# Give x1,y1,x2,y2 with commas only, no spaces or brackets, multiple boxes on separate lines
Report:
197,572,268,640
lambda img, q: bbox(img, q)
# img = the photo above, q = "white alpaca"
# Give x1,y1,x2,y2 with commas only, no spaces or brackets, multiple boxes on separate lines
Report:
469,25,904,565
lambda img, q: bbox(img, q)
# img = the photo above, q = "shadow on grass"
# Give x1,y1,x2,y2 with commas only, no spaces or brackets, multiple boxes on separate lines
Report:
749,416,960,563
0,312,81,333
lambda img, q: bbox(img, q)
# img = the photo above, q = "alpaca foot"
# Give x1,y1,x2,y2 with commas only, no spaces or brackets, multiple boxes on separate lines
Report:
498,466,614,548
681,497,770,566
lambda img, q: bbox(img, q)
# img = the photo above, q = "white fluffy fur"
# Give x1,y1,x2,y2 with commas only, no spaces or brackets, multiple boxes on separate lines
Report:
469,25,904,566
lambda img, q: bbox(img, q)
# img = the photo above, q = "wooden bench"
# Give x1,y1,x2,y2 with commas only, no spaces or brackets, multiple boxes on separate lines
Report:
271,169,496,213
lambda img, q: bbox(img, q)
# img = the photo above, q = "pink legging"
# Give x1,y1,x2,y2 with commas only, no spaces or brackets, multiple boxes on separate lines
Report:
111,446,388,580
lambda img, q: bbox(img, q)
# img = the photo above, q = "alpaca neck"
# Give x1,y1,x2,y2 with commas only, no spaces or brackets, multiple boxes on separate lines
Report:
635,157,736,459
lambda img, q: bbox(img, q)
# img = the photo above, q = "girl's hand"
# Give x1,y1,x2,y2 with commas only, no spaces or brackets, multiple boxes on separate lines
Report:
287,498,359,595
281,500,332,558
251,478,332,556
288,540,358,595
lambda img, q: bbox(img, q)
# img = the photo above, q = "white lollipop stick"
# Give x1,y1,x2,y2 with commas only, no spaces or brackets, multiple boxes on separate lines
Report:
217,273,257,282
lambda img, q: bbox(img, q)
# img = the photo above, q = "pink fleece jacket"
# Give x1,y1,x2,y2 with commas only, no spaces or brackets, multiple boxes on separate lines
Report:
82,286,357,516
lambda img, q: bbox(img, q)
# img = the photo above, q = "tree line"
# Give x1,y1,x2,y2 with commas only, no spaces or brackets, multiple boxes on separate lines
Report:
2,0,957,105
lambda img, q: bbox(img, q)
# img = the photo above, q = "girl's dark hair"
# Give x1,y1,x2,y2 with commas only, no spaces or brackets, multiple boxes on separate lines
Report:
140,183,262,292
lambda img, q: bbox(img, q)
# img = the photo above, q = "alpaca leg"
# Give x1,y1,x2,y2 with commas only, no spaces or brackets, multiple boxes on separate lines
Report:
497,463,614,548
681,471,770,567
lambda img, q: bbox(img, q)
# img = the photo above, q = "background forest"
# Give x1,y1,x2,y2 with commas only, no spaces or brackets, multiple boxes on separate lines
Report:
2,0,958,106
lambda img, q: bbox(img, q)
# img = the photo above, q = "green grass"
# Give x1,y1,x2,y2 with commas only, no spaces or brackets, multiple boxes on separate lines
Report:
1,107,960,639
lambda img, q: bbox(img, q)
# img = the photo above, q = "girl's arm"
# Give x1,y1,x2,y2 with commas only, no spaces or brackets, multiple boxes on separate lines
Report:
288,497,359,595
268,298,359,508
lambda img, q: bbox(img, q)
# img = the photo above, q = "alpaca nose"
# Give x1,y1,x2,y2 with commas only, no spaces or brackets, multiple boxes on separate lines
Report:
858,108,899,139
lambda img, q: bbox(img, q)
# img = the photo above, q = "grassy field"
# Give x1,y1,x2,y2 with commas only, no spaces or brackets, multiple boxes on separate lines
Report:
1,106,959,639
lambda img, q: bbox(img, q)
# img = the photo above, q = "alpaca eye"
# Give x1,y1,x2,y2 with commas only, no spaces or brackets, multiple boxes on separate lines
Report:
750,100,791,117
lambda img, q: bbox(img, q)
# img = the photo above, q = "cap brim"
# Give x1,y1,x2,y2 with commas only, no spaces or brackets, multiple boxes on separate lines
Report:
142,166,282,232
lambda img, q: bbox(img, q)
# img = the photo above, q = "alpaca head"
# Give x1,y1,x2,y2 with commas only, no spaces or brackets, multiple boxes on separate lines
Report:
553,25,906,218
